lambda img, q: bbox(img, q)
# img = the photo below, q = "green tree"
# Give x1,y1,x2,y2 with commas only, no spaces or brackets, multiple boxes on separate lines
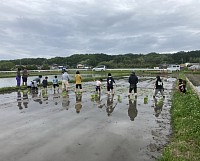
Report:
0,62,15,71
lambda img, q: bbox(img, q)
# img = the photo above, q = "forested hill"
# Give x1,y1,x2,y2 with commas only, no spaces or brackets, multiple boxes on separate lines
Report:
0,50,200,70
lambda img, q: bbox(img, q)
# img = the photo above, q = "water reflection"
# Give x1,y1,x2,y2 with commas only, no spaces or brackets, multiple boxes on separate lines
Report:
41,89,49,104
17,91,29,110
22,91,29,108
106,94,117,116
62,94,70,110
128,98,138,121
75,94,82,113
31,89,43,104
17,91,23,110
153,97,164,117
53,91,60,105
94,94,101,104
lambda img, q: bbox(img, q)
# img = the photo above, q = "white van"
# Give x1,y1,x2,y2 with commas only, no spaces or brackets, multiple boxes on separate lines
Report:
167,65,180,72
92,65,106,71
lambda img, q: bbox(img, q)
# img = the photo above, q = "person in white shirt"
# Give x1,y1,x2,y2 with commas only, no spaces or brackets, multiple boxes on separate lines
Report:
96,78,102,93
61,70,70,92
52,75,59,92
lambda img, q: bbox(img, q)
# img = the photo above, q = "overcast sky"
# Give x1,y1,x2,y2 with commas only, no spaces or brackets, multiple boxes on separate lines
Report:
0,0,200,60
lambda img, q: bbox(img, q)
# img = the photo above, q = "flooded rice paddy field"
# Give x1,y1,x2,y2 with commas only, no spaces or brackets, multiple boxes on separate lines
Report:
186,74,200,92
0,77,176,161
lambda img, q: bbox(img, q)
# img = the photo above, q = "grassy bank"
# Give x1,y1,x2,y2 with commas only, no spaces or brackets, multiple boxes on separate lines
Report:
160,79,200,160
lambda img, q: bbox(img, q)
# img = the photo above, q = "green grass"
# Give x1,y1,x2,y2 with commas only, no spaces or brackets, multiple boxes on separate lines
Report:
0,86,28,94
160,79,200,161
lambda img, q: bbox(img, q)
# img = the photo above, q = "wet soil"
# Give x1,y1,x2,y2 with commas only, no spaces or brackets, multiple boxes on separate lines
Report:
0,77,176,161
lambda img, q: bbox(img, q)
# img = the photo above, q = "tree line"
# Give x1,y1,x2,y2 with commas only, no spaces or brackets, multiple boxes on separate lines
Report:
0,50,200,71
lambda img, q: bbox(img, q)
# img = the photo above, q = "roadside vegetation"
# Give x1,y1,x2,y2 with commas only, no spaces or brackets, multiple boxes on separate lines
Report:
160,75,200,161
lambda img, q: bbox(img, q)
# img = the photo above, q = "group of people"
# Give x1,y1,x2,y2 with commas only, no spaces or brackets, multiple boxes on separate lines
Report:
16,68,29,86
16,67,177,98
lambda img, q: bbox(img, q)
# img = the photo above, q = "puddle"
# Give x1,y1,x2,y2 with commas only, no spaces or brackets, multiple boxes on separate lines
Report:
0,77,176,161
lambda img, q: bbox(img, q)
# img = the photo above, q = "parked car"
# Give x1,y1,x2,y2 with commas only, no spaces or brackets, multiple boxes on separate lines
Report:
167,65,180,72
188,65,200,70
92,65,106,71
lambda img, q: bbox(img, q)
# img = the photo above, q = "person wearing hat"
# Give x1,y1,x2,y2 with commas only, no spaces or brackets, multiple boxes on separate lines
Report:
128,72,138,97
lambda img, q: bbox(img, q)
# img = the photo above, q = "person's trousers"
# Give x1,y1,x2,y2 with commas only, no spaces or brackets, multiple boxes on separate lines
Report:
16,76,21,86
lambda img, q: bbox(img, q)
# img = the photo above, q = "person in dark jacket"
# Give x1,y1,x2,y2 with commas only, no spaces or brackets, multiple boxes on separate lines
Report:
107,73,116,94
22,68,28,86
42,76,48,90
128,72,138,97
153,76,165,98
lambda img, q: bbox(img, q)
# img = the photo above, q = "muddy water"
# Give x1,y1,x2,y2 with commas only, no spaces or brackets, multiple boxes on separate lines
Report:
0,77,176,161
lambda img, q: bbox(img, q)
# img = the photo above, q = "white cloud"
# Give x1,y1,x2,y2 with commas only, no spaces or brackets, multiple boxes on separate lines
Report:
0,0,200,60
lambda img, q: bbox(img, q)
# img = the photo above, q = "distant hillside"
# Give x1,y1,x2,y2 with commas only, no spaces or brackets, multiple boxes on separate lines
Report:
0,50,200,71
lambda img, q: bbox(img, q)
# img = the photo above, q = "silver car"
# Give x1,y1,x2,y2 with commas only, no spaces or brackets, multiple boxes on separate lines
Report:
92,65,106,71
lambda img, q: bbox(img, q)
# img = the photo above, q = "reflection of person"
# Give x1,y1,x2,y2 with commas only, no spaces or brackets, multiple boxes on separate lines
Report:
32,90,43,104
75,94,82,113
62,69,70,92
153,76,165,98
17,91,23,110
95,94,101,104
106,94,117,116
128,98,138,121
22,68,28,86
16,68,21,87
153,97,164,117
23,91,29,108
128,72,138,97
75,71,82,93
62,94,70,110
53,92,60,105
107,73,116,94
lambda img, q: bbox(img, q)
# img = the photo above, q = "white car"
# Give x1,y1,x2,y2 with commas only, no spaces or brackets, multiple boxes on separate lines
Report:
167,65,180,72
92,65,106,71
188,65,200,70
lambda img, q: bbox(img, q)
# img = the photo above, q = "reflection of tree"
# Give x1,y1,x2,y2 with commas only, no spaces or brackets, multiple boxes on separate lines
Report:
106,94,117,116
153,98,164,117
75,94,82,113
128,98,138,121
